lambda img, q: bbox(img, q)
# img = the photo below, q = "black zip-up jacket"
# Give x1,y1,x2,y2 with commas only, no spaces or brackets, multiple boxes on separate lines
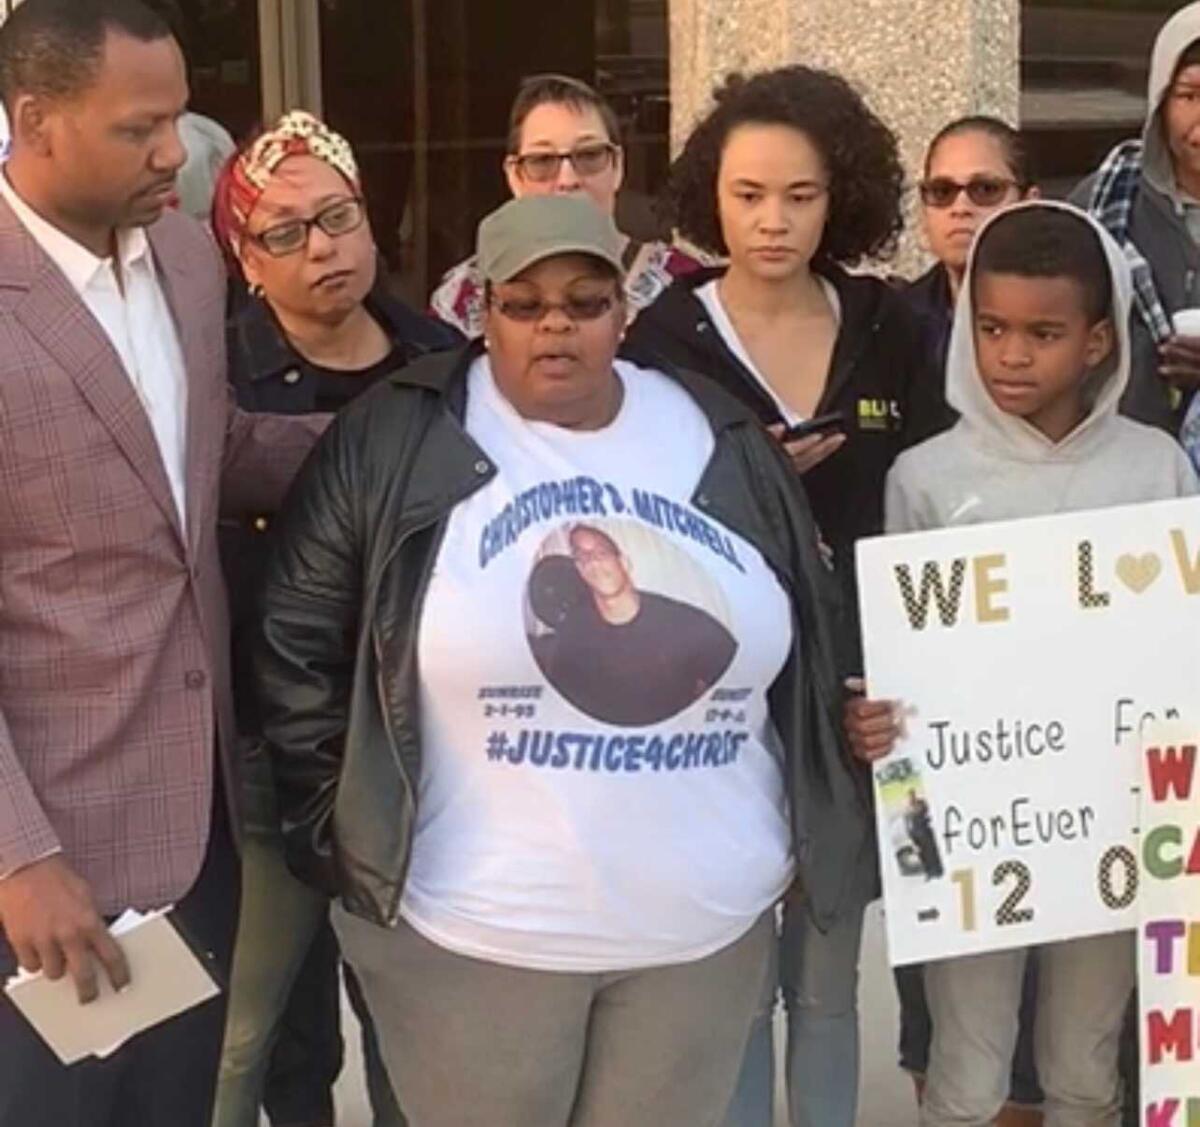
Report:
623,265,940,595
220,280,460,736
896,263,959,438
255,342,874,933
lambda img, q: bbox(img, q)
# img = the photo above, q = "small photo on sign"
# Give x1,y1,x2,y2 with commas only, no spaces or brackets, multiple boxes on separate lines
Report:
878,757,945,882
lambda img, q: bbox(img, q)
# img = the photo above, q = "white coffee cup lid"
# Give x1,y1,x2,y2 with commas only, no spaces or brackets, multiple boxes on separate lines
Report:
1172,308,1200,336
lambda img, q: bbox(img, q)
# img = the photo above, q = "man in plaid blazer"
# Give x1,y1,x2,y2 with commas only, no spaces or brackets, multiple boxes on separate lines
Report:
0,3,327,1124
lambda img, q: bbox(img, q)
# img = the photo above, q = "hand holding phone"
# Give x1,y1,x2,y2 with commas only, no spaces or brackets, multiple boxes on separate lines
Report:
770,412,847,475
781,411,844,441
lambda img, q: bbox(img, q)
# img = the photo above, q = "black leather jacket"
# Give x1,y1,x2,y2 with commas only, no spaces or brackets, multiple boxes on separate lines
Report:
221,280,459,737
255,342,872,933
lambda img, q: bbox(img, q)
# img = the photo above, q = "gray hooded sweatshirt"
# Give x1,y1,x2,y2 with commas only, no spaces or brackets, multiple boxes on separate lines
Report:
886,202,1197,535
1071,3,1200,432
1141,2,1200,240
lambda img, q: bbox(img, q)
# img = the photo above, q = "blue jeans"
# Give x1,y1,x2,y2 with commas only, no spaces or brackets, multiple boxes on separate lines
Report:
214,748,404,1127
723,895,865,1127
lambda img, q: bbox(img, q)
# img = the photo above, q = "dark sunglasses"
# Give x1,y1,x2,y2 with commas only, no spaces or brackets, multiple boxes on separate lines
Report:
490,293,616,323
919,176,1018,209
508,143,618,184
246,197,366,257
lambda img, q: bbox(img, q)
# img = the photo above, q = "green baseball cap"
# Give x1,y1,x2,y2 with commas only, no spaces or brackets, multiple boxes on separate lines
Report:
477,196,624,283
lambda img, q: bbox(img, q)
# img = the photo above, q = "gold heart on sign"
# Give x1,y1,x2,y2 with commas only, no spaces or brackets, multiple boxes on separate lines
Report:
1116,552,1162,594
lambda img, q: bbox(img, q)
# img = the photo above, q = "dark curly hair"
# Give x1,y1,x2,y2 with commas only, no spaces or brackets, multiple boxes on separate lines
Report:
667,66,904,266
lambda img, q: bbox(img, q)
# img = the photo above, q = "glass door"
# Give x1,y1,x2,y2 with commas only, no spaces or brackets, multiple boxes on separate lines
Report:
175,0,264,142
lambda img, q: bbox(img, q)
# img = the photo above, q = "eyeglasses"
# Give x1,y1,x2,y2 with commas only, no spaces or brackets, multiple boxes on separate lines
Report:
246,197,366,257
918,176,1018,209
490,293,616,323
508,143,619,183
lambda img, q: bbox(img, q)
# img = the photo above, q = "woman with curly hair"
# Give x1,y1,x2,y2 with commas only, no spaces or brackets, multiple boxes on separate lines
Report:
625,65,938,1127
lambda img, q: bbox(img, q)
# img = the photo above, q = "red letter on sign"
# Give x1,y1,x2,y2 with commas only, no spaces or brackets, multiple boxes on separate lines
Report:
1147,745,1196,802
1146,1100,1177,1127
1147,1008,1194,1063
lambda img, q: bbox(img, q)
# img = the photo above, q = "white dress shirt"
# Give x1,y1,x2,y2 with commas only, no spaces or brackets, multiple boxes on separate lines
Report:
0,171,189,523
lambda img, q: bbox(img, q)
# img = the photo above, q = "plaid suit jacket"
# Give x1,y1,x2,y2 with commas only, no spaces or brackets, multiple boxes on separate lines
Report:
0,197,325,915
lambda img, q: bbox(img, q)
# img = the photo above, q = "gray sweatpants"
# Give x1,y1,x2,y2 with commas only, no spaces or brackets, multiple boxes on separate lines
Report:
333,906,774,1127
921,932,1135,1127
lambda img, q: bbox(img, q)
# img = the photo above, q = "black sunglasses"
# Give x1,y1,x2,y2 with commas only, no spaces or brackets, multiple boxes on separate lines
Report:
919,176,1018,209
490,293,617,323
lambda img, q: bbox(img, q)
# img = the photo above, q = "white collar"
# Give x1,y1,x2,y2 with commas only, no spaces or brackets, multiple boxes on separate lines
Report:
0,169,152,295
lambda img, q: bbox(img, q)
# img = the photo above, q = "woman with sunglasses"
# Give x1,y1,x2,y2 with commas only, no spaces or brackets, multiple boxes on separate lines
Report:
894,115,1045,1127
209,110,459,1127
624,65,940,1127
256,194,864,1127
430,72,698,337
908,117,1037,398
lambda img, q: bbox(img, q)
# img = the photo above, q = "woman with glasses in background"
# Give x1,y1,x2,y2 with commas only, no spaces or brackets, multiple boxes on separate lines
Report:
210,110,459,1127
904,117,1037,407
430,72,698,337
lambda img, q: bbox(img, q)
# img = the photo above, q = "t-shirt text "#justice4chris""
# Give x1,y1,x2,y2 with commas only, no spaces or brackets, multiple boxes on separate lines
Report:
401,357,796,972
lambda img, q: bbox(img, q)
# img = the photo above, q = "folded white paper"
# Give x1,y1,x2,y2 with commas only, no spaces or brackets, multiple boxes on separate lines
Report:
4,908,220,1064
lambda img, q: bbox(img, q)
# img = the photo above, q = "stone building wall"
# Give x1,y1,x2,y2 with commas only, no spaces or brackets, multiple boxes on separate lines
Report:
669,0,1020,272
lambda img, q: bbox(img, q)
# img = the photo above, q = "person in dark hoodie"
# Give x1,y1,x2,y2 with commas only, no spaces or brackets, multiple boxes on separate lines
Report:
1072,1,1200,457
625,66,930,1127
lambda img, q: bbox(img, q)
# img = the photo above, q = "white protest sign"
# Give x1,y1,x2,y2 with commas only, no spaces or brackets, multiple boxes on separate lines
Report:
1139,722,1200,1125
856,497,1200,966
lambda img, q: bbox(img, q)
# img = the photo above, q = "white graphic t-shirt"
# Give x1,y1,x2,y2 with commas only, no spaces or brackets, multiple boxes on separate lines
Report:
401,356,795,972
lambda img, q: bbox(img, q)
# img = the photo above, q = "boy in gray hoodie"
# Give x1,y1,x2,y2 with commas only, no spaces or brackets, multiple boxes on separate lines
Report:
851,201,1196,1126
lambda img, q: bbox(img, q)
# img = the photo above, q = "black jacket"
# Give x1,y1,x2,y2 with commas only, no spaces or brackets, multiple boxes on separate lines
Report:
255,342,874,933
623,265,941,589
221,281,459,734
225,279,461,414
896,264,959,437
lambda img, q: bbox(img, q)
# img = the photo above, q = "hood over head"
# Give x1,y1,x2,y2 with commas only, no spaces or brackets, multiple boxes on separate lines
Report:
1142,2,1200,197
945,199,1132,461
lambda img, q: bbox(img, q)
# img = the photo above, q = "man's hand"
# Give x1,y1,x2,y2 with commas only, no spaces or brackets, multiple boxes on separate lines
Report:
0,856,129,1004
768,424,846,475
1158,334,1200,390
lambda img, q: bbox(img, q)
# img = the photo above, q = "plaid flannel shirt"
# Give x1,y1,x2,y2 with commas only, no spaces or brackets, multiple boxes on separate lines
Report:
1086,139,1200,468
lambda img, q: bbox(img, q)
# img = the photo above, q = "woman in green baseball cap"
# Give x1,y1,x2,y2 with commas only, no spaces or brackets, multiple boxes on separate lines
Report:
256,193,864,1126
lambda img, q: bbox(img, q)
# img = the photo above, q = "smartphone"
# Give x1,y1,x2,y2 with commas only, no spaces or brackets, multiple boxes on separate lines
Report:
781,411,844,442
